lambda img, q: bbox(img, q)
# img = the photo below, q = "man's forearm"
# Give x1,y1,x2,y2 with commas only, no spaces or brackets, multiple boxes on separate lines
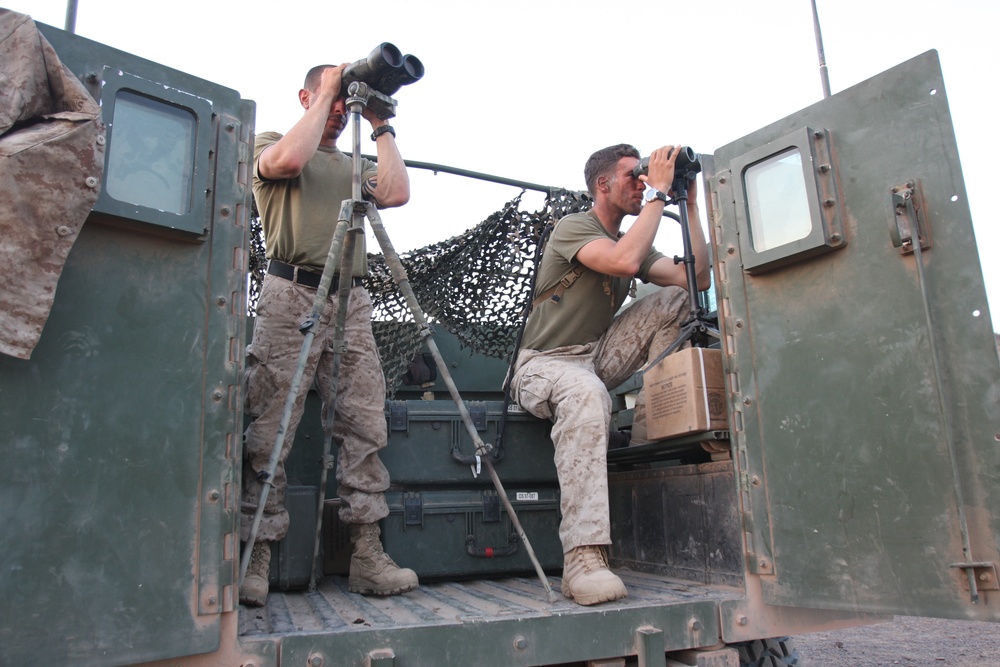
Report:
259,99,331,179
371,129,410,208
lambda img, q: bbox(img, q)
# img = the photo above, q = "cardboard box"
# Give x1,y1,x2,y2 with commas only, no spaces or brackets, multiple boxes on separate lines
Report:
644,347,728,440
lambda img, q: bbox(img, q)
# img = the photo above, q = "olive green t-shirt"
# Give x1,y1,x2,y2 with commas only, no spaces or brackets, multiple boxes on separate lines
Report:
252,131,378,275
520,210,665,351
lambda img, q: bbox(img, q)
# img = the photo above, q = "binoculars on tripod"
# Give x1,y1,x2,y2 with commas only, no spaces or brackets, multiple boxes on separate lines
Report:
632,146,702,180
342,42,424,97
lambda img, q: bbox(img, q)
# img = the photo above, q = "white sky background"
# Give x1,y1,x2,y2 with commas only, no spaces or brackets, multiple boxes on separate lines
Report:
13,0,999,332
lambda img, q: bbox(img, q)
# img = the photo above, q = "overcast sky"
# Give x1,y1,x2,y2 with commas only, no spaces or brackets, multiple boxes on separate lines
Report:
13,0,999,333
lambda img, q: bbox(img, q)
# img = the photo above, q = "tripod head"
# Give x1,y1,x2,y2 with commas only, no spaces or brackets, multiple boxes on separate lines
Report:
346,81,397,121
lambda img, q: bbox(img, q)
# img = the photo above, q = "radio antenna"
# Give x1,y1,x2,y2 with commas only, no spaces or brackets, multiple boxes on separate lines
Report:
811,0,832,98
64,0,78,33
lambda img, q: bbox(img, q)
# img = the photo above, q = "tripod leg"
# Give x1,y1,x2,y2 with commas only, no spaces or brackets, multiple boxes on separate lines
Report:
308,200,363,590
239,213,352,590
365,204,559,603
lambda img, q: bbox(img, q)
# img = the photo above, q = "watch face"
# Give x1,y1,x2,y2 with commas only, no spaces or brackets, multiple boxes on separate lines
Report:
644,188,664,203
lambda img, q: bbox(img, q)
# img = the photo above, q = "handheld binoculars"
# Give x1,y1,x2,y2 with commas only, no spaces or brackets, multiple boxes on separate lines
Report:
342,42,424,97
632,146,702,180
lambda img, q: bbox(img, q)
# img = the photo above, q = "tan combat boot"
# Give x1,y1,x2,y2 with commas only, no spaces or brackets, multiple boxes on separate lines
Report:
348,523,419,596
239,541,270,607
561,545,627,606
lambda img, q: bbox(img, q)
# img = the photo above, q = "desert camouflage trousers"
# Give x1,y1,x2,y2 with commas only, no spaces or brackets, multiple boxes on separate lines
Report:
511,286,690,552
240,274,390,542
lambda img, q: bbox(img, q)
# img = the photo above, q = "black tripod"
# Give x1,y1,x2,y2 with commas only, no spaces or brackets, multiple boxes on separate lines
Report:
644,166,720,370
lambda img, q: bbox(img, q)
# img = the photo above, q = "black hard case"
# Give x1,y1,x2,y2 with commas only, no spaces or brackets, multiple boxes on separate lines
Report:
379,487,564,579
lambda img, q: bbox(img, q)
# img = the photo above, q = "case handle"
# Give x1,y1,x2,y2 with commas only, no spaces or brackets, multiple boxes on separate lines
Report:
466,531,519,558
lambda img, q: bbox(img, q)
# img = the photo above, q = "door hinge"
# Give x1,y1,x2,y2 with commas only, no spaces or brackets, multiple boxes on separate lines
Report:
950,561,999,596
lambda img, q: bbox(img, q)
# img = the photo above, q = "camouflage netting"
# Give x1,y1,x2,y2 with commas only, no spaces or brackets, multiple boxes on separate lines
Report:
248,189,593,396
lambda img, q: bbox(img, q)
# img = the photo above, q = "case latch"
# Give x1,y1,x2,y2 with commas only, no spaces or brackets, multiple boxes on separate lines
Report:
388,400,408,432
403,493,422,526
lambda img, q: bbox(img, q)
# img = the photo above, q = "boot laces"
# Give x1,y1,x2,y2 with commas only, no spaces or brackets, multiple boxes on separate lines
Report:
367,531,387,557
357,526,397,566
577,546,609,573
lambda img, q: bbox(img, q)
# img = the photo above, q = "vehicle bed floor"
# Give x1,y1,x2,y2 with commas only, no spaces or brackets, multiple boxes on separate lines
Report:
239,569,742,638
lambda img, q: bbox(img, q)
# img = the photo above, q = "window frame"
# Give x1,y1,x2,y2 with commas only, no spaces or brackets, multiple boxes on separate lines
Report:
730,126,845,273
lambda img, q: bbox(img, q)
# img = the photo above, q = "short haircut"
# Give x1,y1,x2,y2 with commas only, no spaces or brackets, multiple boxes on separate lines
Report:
304,64,336,92
584,144,640,196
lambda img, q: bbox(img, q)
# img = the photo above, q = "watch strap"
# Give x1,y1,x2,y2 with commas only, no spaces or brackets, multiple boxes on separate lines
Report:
370,125,396,141
645,189,668,204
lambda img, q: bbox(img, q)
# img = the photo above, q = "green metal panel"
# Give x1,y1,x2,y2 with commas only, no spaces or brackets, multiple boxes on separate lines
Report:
708,50,1000,619
277,598,720,667
0,24,253,666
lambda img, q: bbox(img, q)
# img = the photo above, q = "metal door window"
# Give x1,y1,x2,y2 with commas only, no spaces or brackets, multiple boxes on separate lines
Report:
105,90,196,215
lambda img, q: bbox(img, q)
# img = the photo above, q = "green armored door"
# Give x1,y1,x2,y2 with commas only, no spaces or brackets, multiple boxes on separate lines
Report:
707,50,1000,620
0,21,254,666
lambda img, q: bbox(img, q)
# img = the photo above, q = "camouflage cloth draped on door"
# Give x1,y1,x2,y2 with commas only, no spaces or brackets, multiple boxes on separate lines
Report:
0,10,105,359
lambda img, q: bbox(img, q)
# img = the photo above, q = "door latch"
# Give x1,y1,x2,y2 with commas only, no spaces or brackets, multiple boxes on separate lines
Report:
887,181,932,254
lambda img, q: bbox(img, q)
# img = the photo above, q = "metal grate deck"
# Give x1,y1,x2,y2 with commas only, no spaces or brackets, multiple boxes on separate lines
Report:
239,570,741,638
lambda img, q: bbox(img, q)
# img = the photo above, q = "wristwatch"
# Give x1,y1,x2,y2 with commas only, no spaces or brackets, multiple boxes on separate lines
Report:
644,188,668,204
371,124,396,141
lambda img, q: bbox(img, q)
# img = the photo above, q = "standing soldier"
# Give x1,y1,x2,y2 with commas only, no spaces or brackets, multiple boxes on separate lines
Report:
240,63,417,606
